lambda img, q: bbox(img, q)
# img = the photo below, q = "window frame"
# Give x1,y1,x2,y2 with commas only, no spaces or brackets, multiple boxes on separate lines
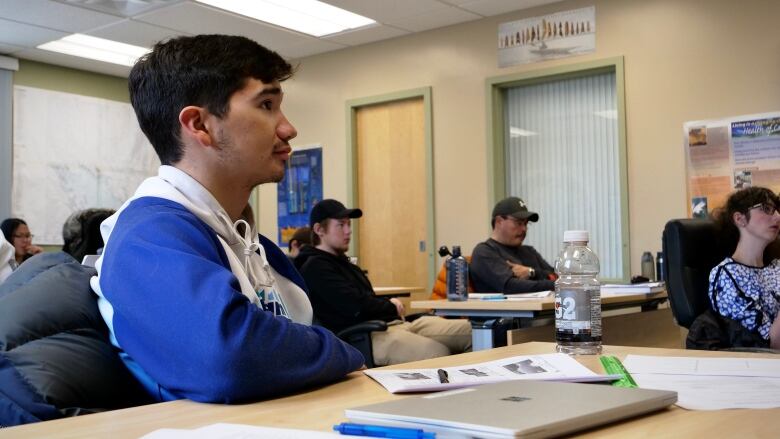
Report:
485,56,630,282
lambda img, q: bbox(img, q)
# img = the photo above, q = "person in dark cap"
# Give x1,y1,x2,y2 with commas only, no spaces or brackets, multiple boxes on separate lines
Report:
470,196,556,294
297,199,471,366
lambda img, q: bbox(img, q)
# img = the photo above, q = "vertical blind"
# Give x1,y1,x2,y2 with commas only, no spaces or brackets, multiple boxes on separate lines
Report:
504,71,623,279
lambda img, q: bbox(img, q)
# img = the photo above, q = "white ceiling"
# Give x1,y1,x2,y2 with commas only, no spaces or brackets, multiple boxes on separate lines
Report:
0,0,562,77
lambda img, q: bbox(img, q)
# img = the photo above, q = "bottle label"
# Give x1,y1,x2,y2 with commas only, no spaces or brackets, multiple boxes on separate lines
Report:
555,288,602,341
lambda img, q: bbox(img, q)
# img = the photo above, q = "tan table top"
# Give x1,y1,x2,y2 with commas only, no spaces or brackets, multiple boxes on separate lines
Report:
3,341,776,439
412,290,667,312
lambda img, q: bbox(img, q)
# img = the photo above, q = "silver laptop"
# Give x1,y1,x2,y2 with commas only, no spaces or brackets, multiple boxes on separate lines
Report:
346,380,677,439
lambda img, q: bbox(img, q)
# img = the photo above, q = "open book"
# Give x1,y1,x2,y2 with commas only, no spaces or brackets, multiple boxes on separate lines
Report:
364,353,619,393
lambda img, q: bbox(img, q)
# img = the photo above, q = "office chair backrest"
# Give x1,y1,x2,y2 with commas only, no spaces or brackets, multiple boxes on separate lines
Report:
662,218,729,328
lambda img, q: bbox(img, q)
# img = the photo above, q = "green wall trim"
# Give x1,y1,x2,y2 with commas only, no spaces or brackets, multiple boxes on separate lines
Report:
345,87,437,290
485,56,630,282
14,59,129,103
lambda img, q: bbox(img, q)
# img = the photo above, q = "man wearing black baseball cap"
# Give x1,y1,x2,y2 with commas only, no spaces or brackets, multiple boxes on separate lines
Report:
470,196,556,294
297,199,471,366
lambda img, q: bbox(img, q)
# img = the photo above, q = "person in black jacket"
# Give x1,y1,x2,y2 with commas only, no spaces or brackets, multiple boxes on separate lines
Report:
470,197,556,294
298,199,471,366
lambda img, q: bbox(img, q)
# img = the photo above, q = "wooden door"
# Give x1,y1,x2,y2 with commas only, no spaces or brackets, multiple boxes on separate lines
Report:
355,97,427,290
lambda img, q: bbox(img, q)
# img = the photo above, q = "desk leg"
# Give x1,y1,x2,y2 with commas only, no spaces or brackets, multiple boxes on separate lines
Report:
470,318,509,351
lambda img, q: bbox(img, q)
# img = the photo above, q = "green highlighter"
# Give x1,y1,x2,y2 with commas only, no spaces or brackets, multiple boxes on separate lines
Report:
599,356,638,388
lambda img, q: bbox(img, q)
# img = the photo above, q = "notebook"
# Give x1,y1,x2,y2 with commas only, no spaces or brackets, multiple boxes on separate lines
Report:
346,380,677,439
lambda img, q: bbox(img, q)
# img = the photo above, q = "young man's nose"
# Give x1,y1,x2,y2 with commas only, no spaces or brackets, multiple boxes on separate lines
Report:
278,113,297,141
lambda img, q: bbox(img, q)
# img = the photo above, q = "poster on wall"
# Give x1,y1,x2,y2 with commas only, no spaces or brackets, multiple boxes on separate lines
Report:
497,6,595,68
684,112,780,218
277,146,323,247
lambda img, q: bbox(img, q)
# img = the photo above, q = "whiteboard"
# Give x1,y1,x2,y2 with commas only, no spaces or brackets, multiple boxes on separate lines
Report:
12,86,159,244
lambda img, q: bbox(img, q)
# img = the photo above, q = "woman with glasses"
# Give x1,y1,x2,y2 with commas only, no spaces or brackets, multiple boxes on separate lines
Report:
0,218,43,271
708,186,780,349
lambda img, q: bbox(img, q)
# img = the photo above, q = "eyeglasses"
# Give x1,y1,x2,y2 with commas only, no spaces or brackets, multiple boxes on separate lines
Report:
749,203,778,216
13,233,34,240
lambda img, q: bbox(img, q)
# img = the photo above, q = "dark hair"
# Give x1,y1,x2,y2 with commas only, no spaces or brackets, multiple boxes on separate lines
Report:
128,34,294,165
288,226,312,247
62,208,115,262
1,218,27,243
713,186,780,254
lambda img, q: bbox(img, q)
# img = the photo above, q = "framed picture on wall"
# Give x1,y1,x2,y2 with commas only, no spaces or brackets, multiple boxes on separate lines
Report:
277,146,322,247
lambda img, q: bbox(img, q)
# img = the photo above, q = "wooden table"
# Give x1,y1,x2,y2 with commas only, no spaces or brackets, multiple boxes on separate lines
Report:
4,342,777,438
412,291,669,350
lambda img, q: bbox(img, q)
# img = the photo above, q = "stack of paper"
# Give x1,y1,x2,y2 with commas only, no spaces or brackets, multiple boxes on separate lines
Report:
364,353,619,393
600,282,665,296
623,355,780,410
468,290,552,301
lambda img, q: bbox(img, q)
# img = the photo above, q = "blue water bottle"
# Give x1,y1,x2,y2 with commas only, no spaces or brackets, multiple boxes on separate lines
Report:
446,245,469,301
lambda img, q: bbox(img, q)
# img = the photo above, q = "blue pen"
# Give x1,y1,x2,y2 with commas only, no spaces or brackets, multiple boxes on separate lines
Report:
333,422,435,439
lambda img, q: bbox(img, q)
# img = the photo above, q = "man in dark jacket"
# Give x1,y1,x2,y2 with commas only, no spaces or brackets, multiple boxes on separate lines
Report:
298,199,471,366
470,197,556,294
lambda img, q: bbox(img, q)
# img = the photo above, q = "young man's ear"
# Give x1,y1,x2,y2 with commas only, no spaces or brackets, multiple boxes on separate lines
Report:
179,106,214,147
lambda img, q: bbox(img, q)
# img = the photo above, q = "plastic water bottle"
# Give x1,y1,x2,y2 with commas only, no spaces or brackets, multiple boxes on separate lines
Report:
656,251,665,282
554,230,602,354
446,245,469,301
641,251,655,281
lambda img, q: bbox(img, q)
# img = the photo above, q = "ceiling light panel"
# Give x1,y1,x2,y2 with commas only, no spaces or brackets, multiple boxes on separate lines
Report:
38,34,150,66
196,0,375,37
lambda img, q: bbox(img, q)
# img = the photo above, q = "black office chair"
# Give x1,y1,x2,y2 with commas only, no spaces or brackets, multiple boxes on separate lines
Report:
335,320,388,368
662,218,776,352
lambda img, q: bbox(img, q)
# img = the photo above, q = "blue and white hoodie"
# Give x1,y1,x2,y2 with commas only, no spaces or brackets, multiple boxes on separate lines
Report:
91,166,363,403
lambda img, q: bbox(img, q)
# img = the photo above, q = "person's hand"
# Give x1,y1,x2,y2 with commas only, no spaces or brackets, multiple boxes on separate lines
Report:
26,245,43,256
390,297,405,318
507,261,532,279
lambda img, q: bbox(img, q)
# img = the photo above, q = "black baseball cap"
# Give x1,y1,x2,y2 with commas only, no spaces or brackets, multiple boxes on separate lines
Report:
492,196,539,222
310,199,363,226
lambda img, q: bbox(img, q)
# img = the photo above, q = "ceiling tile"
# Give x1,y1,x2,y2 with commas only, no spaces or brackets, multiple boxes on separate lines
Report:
55,0,183,18
458,0,564,17
322,0,446,22
324,24,408,47
0,18,68,48
87,19,189,48
12,47,131,77
385,7,481,32
279,38,347,60
0,42,26,56
135,2,312,50
0,0,122,33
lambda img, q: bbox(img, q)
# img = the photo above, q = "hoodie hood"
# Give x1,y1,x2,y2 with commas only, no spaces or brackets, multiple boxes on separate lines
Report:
93,165,312,325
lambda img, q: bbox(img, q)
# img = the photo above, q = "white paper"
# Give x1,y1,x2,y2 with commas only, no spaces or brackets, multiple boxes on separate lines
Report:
624,355,780,377
364,353,616,393
141,423,341,439
631,374,780,410
623,354,780,410
504,290,552,300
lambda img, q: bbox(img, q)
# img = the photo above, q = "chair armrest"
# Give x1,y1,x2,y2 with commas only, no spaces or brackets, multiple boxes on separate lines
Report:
337,320,388,339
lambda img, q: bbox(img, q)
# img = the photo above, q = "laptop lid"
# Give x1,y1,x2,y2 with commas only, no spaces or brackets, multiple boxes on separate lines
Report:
346,380,677,439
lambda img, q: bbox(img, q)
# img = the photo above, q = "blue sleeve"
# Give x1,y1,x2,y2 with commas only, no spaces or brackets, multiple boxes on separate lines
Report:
99,201,364,403
709,265,766,339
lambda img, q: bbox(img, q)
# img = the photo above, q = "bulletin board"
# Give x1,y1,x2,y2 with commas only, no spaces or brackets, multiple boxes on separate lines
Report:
277,146,322,247
684,111,780,218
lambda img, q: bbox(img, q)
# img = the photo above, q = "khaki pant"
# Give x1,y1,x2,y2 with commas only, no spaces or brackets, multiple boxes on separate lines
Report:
371,316,472,366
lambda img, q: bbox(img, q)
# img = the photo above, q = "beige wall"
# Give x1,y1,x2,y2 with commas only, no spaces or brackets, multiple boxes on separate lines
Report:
262,0,780,275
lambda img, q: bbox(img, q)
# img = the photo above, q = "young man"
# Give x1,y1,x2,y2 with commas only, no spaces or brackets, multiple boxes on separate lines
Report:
298,199,472,366
470,197,556,294
91,35,363,404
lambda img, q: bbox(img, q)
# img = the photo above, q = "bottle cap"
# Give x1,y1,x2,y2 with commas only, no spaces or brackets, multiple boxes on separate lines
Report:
563,230,589,243
452,245,462,257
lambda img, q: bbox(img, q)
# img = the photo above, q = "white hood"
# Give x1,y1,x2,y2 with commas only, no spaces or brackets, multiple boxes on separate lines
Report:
92,165,312,325
0,233,13,284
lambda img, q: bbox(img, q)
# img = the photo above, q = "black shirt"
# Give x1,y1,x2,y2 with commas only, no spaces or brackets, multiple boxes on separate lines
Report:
470,238,555,293
297,246,398,333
